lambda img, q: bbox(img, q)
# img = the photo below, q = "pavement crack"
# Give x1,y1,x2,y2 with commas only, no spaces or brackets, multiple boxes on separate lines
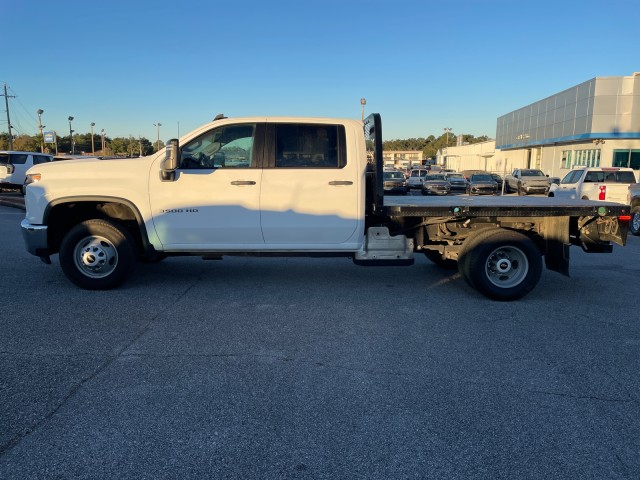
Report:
0,278,200,458
526,388,634,404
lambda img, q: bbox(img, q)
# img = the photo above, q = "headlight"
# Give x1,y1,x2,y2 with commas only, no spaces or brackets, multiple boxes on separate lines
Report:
24,173,42,188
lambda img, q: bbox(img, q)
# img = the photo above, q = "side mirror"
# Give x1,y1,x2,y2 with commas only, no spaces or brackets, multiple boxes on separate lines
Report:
160,139,179,181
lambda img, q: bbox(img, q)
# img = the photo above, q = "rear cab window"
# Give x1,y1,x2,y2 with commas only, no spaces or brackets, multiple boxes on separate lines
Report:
274,124,346,168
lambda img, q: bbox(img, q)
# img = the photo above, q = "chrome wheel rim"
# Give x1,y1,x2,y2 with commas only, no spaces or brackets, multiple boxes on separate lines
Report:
633,212,640,232
485,245,529,288
73,235,119,278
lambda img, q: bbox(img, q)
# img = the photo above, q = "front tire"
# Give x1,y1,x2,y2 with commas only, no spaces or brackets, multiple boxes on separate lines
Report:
517,183,525,196
459,229,542,301
630,206,640,236
59,219,137,290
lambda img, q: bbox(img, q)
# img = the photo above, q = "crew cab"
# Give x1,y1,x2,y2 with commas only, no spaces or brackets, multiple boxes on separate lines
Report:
20,114,630,301
504,169,551,195
548,167,637,203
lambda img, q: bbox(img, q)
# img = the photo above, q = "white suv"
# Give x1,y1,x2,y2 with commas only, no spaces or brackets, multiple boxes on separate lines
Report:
1,151,53,191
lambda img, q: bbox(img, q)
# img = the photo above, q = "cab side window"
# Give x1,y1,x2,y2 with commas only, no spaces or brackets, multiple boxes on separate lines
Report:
275,124,346,168
33,155,52,165
180,124,256,169
9,154,28,165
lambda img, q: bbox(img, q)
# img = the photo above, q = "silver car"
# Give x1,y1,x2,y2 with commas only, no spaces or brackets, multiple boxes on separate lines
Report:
406,168,428,190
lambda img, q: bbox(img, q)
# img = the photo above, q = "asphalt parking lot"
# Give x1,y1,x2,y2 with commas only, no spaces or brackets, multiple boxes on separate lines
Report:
0,199,639,479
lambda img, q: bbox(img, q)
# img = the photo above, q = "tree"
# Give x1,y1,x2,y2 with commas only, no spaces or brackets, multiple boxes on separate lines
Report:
0,133,11,150
13,134,37,152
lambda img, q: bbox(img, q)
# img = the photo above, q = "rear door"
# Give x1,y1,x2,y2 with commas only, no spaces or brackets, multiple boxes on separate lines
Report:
259,122,361,246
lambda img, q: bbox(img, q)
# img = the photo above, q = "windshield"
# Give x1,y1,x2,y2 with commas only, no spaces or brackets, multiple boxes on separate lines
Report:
426,175,446,181
384,171,404,180
447,173,464,179
471,174,493,182
521,169,545,177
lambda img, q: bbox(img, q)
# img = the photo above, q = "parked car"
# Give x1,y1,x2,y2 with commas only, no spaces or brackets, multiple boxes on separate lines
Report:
406,168,428,190
443,172,468,192
461,169,487,181
383,168,408,195
504,169,551,195
490,173,504,193
1,151,53,191
549,167,637,203
466,173,498,195
421,174,451,196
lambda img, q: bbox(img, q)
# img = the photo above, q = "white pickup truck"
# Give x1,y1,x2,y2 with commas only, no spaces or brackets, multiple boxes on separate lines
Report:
20,114,631,301
548,167,637,203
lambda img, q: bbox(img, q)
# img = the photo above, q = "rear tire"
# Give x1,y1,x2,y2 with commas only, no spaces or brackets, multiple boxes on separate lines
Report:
59,219,137,290
630,206,640,236
458,229,542,301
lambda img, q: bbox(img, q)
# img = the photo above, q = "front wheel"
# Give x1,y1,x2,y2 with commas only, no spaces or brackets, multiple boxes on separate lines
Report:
517,183,525,196
630,206,640,236
59,219,137,290
459,229,542,301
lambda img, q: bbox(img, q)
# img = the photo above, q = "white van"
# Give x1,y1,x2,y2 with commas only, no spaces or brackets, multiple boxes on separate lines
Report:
0,151,53,190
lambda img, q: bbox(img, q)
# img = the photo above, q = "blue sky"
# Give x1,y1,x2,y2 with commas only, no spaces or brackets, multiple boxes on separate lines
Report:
2,0,640,144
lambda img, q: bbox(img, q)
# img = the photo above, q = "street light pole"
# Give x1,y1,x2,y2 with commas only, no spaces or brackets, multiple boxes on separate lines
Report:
90,122,95,155
153,123,162,151
37,109,44,152
68,116,75,154
360,98,366,122
444,127,452,147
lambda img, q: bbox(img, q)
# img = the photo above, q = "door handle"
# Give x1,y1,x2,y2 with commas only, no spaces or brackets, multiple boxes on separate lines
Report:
230,180,256,186
329,181,353,186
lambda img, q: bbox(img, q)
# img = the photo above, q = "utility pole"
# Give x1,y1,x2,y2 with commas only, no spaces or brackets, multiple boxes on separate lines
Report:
2,83,16,150
37,109,45,152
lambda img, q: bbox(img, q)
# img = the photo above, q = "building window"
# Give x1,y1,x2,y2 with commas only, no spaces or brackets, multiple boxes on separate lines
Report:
613,149,640,171
571,149,600,169
561,150,572,169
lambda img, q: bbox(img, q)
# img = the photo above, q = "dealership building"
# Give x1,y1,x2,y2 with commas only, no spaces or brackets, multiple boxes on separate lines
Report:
438,72,640,179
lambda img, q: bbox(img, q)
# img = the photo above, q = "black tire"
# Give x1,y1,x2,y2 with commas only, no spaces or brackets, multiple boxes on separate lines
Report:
59,219,137,290
457,228,502,289
459,229,542,301
424,250,457,270
517,183,525,196
630,206,640,236
504,183,510,194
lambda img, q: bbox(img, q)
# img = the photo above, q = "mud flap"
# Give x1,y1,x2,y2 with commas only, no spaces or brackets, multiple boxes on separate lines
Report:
542,216,570,276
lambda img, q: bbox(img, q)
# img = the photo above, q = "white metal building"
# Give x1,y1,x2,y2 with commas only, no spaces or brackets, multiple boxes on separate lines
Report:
438,73,640,179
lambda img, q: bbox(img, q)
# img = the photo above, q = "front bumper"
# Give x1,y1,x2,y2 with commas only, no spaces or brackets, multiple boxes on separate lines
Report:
469,186,497,195
21,219,50,261
523,184,550,194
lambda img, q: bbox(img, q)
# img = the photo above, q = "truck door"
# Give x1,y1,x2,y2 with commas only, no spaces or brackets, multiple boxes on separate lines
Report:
259,122,361,246
148,123,264,248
